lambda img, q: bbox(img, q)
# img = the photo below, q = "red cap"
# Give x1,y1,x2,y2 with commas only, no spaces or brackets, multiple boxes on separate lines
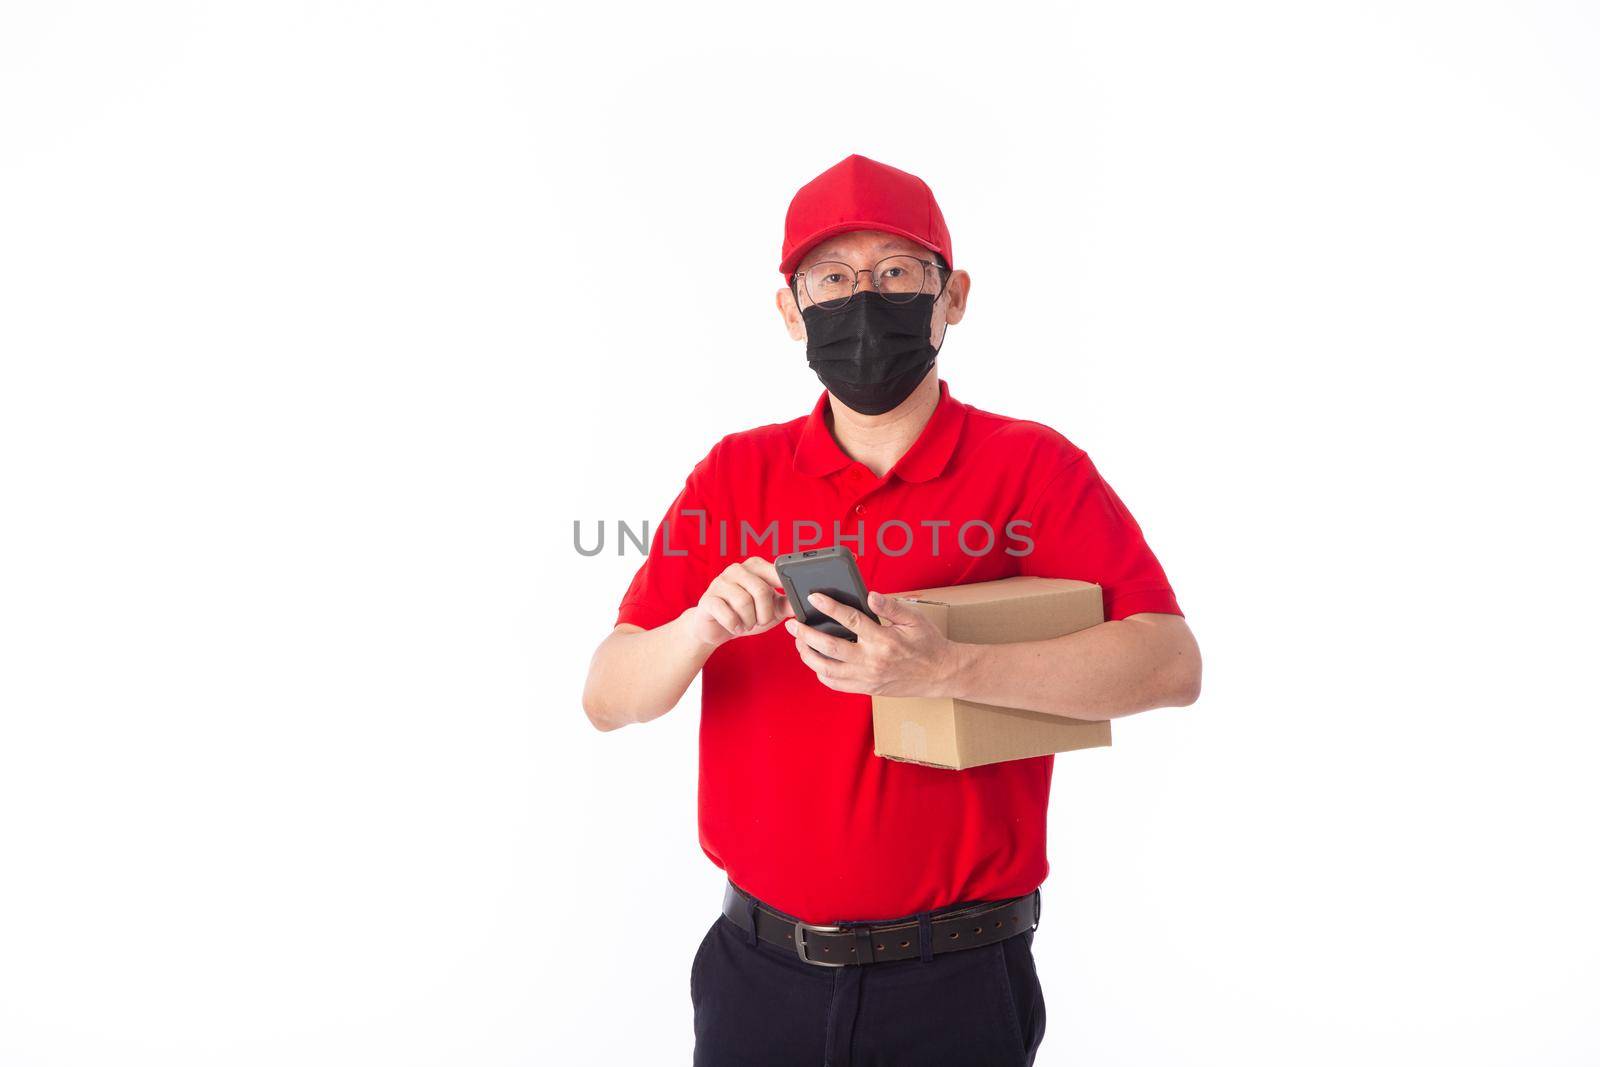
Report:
779,154,952,279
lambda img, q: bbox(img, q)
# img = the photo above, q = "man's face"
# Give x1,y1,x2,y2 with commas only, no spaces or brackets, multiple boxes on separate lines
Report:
776,229,970,349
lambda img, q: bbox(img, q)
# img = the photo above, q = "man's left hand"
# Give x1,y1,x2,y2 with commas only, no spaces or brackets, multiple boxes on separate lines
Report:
786,591,963,697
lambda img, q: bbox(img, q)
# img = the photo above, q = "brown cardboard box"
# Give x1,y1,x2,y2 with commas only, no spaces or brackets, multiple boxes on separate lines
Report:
872,576,1111,770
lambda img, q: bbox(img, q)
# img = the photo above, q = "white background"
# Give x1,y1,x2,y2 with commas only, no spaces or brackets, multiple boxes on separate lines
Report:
2,2,1597,1065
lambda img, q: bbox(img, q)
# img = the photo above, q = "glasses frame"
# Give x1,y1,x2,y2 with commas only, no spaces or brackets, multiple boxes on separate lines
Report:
792,255,950,312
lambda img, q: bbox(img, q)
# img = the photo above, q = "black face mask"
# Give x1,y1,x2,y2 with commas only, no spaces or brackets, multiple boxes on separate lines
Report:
802,291,942,415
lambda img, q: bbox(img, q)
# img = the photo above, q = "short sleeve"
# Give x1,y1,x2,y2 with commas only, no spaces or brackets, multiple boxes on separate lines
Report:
1019,450,1183,621
614,447,718,631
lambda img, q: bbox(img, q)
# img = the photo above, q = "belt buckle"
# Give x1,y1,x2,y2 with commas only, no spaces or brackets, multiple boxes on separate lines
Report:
794,920,849,967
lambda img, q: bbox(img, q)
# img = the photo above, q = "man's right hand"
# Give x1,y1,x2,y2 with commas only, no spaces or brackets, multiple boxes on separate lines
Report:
586,557,796,729
688,557,794,648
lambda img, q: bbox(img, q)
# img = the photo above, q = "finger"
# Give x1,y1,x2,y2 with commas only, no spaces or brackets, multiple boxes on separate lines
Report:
795,635,852,681
740,557,781,586
727,568,779,628
703,598,744,638
795,639,867,692
713,580,758,631
807,592,875,635
868,591,920,626
743,599,791,634
785,618,857,662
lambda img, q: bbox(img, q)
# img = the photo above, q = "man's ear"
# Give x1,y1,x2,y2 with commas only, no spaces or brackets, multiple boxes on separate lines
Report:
941,269,971,326
776,286,807,341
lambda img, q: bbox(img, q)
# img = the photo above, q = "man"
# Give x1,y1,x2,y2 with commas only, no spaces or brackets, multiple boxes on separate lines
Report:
583,154,1200,1066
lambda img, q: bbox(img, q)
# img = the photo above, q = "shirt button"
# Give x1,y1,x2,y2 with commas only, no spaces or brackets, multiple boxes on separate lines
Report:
854,503,867,515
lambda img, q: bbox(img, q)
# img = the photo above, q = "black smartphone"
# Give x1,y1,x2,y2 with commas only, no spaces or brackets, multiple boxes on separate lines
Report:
774,545,877,641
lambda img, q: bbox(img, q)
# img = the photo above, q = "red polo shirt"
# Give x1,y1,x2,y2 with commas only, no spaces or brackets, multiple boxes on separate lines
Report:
615,381,1181,923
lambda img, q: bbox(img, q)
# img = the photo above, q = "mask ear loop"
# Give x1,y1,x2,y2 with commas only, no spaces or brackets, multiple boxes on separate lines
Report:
926,261,951,359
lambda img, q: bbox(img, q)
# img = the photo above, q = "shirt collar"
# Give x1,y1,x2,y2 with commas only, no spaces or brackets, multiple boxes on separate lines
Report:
792,379,967,484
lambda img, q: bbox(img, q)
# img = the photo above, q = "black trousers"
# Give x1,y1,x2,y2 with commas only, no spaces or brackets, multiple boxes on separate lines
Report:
690,909,1047,1066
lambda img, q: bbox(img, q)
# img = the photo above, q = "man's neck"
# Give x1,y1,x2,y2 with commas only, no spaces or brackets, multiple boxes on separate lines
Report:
826,372,941,478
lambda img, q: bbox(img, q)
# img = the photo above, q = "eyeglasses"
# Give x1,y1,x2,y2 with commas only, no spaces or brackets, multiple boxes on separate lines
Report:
793,255,948,311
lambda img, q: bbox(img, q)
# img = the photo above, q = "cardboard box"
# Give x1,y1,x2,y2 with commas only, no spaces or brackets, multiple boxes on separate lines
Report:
872,576,1111,770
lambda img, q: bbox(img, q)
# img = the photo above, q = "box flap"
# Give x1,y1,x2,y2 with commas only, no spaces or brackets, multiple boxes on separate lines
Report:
899,575,1099,607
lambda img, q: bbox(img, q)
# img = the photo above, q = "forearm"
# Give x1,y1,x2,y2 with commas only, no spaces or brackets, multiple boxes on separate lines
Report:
582,610,715,731
943,613,1201,721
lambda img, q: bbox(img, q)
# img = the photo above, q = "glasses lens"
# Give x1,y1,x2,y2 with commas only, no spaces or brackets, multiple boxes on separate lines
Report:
873,256,927,303
804,262,857,310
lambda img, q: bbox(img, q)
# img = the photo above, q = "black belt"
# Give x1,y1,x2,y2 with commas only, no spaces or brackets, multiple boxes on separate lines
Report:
721,881,1041,968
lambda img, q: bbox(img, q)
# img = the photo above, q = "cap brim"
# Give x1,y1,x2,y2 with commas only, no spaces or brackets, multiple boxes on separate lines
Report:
779,221,949,278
